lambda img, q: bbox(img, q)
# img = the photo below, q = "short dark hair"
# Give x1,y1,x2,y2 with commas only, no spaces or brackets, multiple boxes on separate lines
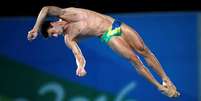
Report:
40,20,51,38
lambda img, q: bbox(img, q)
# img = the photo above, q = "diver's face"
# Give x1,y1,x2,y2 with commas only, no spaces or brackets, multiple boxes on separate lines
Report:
47,22,63,37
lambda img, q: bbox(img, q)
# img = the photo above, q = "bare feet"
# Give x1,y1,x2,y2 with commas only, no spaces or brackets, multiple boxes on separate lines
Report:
162,78,176,90
158,78,180,98
76,67,87,77
158,84,180,98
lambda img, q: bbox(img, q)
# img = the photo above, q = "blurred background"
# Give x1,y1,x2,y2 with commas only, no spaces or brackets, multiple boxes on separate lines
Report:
0,0,200,101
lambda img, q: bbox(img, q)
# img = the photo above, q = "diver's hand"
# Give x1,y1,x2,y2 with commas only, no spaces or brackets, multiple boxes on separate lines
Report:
27,29,38,41
76,67,87,77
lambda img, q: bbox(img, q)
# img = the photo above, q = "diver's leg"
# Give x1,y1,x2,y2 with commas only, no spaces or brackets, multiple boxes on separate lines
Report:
107,36,162,90
121,24,180,97
121,24,168,80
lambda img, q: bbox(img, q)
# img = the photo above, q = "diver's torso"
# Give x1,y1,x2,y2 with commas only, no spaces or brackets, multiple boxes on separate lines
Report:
62,7,115,37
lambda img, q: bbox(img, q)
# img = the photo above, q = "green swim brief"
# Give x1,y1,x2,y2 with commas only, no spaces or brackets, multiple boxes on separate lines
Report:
100,20,122,43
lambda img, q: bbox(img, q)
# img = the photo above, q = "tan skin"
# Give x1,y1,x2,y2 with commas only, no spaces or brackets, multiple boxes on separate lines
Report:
27,6,180,98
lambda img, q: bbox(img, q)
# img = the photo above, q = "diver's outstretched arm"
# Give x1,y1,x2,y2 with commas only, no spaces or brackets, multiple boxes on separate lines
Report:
28,6,64,41
33,6,64,32
64,35,87,77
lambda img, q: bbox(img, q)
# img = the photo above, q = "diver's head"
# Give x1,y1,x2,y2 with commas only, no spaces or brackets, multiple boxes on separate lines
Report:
41,20,64,38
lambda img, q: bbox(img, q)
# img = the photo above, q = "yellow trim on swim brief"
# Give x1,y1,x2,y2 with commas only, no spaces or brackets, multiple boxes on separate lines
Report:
101,23,122,43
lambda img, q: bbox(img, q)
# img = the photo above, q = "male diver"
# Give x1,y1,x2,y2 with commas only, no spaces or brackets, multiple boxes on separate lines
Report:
27,6,180,98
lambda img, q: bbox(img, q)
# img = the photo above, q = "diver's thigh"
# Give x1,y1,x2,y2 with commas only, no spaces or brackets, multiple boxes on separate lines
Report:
107,36,134,59
121,24,145,49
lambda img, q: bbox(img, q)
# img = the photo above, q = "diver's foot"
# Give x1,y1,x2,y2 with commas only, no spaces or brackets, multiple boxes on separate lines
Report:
162,78,176,90
158,85,180,98
76,68,87,77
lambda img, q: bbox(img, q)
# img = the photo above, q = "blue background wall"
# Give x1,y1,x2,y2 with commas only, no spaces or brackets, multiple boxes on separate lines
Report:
0,12,198,101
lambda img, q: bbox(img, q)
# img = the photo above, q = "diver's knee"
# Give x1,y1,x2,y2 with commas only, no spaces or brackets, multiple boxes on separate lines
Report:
130,55,138,61
136,45,150,56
